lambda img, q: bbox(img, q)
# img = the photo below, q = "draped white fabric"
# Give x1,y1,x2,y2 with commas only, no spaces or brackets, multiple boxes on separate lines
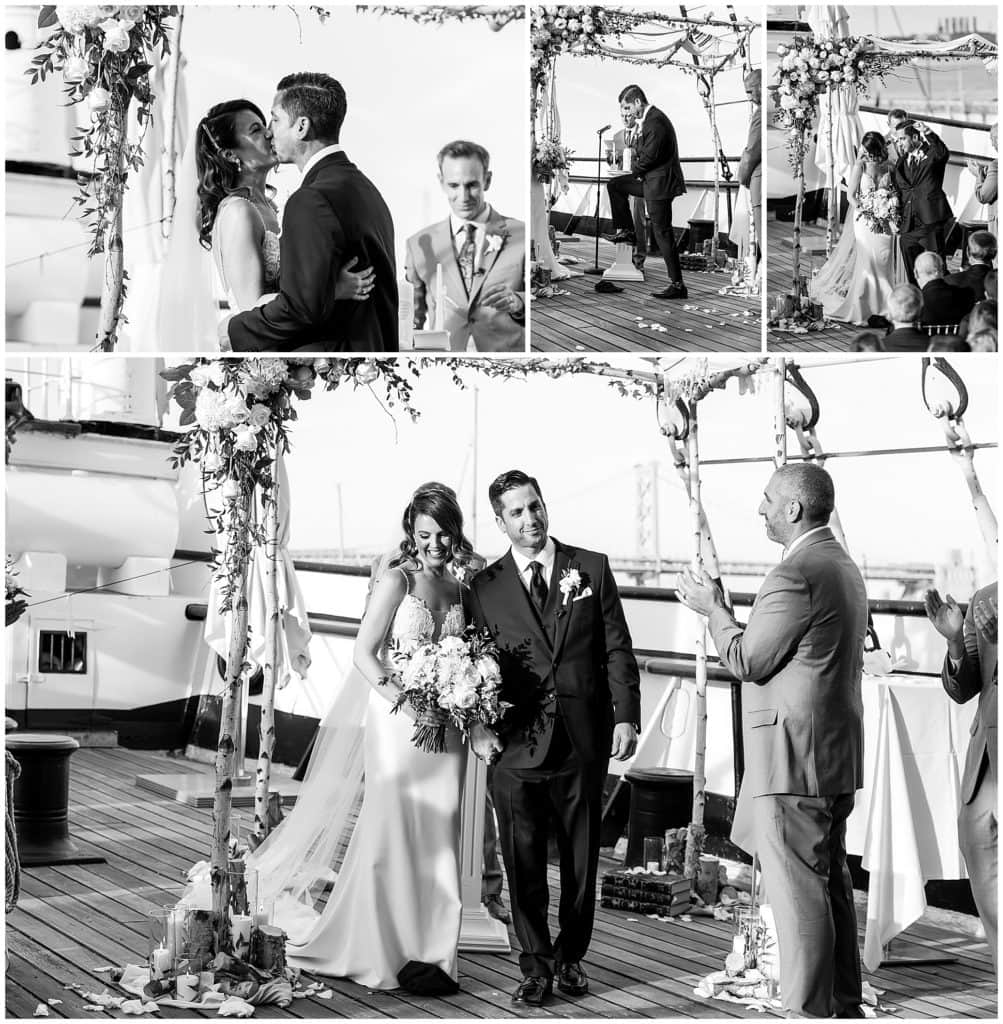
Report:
813,86,863,191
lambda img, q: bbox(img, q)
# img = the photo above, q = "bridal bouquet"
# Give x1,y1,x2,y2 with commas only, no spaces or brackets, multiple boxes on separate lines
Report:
856,186,900,236
386,628,509,753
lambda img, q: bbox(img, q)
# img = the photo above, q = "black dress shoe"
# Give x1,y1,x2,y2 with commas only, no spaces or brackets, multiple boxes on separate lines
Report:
611,230,637,245
512,976,552,1006
556,961,589,996
651,283,688,299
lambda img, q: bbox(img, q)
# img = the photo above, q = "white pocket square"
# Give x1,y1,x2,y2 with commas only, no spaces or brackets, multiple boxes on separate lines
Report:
573,587,593,602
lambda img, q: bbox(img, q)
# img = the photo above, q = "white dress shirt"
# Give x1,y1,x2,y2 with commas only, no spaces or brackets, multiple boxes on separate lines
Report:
782,524,831,561
510,537,556,594
301,143,345,179
449,203,494,274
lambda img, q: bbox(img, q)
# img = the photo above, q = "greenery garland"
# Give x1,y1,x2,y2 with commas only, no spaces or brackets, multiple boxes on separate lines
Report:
27,5,179,258
364,5,524,31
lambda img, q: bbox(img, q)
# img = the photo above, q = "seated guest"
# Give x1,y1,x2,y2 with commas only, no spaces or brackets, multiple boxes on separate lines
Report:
851,331,884,352
924,584,998,970
916,252,976,326
967,123,998,237
928,337,972,353
945,231,996,301
959,299,999,343
986,269,998,301
882,284,931,352
968,329,998,352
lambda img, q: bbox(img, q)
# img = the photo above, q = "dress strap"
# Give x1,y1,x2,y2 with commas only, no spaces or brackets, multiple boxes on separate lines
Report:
398,567,412,594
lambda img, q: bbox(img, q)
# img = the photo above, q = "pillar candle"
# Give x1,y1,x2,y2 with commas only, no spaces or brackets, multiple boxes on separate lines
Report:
151,945,172,981
176,972,199,1001
732,934,745,955
231,913,252,959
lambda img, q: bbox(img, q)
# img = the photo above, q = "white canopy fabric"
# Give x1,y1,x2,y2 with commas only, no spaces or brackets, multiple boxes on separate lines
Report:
804,6,850,42
812,86,863,191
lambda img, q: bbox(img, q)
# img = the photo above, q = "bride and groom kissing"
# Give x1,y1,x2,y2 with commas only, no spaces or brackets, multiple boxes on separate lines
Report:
812,115,954,325
246,473,641,1005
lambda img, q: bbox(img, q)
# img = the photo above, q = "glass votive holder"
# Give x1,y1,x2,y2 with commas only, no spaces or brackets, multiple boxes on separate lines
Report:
227,863,258,918
147,908,174,981
174,951,200,1001
252,896,275,930
643,835,664,872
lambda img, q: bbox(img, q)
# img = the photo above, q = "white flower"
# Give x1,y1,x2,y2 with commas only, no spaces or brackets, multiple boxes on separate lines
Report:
816,69,829,82
189,362,226,389
248,404,271,428
232,424,260,452
220,394,249,427
559,567,583,605
221,478,241,502
87,87,111,113
354,359,380,385
830,71,842,82
56,6,106,33
485,233,505,254
62,55,89,83
119,5,145,20
202,451,222,473
98,17,132,53
553,17,566,30
194,389,229,431
240,358,288,398
776,43,787,56
779,93,797,110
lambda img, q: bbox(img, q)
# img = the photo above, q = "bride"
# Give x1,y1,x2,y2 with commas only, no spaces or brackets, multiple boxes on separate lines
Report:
248,482,479,990
153,99,372,352
810,131,906,325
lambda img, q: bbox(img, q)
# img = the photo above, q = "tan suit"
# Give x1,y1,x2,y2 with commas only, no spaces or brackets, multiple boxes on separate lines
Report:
708,527,868,1018
942,581,997,965
405,210,525,352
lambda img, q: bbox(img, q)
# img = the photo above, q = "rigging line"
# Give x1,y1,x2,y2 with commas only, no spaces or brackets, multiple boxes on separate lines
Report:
20,559,206,610
5,216,170,269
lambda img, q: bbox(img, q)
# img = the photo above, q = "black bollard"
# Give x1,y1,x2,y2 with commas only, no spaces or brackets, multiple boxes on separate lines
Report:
623,767,694,869
6,733,102,866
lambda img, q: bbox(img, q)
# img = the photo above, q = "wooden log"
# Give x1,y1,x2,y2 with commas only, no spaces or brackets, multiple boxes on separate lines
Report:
249,925,287,976
696,853,720,906
188,909,217,967
662,828,687,875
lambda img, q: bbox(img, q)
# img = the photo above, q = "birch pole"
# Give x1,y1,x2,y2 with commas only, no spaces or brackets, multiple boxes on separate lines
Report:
160,7,185,240
774,358,788,468
707,75,723,266
940,416,998,563
211,489,253,954
683,397,708,884
253,449,282,844
825,87,837,257
791,132,807,301
96,86,130,352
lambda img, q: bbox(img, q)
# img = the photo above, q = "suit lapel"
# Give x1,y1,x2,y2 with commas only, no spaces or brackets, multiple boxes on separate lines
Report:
467,216,509,307
550,542,576,660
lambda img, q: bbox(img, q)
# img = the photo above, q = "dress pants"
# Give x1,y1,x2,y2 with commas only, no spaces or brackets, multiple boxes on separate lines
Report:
492,714,606,979
754,793,862,1018
607,175,683,283
482,778,504,901
959,755,998,969
899,220,946,285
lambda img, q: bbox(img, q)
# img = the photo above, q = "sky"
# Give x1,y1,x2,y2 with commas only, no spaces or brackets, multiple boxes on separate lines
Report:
160,355,1000,574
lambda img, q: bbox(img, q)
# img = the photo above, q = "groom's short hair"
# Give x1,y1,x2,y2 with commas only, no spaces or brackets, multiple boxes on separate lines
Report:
489,470,545,516
437,140,491,175
276,72,346,142
618,85,647,106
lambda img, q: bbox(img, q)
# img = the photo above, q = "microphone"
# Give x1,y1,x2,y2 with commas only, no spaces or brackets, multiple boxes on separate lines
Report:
597,124,611,135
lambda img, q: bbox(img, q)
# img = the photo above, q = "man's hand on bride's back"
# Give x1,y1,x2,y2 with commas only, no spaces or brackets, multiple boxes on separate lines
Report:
336,257,375,302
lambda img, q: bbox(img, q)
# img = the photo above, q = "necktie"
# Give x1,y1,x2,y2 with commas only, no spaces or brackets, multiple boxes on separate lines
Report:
457,223,477,292
528,561,548,617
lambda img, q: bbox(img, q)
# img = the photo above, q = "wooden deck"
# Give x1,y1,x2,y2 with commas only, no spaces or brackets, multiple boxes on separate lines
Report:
531,239,762,353
765,215,969,353
6,746,998,1019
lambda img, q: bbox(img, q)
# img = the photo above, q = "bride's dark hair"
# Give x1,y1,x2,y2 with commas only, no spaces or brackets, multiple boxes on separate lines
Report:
195,99,275,251
391,482,474,573
860,131,888,163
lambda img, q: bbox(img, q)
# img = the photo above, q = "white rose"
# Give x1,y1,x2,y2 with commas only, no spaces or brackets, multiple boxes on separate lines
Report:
221,394,250,427
830,70,842,82
62,55,89,84
844,68,856,82
567,18,580,32
248,404,271,427
553,17,566,29
190,362,226,389
221,479,241,502
87,87,111,113
232,424,260,452
202,451,222,473
777,43,787,56
808,57,820,69
98,18,132,53
119,5,145,20
816,69,829,81
779,93,796,110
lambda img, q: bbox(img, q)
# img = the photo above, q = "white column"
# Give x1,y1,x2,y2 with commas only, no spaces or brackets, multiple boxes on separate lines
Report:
458,752,510,952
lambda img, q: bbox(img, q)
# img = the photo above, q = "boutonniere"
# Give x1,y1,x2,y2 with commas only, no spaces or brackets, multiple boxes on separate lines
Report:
559,567,583,607
485,232,507,254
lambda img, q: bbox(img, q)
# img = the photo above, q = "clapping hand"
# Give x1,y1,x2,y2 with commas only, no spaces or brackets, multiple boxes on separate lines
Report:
470,722,503,765
675,567,724,618
923,588,966,659
973,594,997,646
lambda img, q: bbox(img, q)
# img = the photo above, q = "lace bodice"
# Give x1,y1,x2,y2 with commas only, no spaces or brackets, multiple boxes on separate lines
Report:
213,195,281,301
261,229,281,290
389,593,465,646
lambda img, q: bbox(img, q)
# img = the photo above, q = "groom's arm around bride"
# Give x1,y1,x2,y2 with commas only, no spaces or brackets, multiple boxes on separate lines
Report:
227,73,398,353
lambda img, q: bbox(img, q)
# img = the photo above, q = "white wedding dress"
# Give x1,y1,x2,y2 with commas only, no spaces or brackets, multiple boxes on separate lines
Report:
212,195,281,308
810,166,906,325
286,581,468,989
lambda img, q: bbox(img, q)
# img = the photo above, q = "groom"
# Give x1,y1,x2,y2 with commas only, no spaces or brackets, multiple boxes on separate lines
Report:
226,72,398,352
470,471,640,1007
892,119,953,286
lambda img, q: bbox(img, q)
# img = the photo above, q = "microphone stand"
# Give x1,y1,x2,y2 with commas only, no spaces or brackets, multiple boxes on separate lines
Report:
584,124,611,275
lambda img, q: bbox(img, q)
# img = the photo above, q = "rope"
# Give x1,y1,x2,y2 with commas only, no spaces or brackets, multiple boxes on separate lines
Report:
784,363,821,429
5,216,170,270
5,752,21,914
22,559,204,610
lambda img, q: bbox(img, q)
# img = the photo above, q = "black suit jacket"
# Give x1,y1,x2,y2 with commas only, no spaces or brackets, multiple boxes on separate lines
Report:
632,105,686,205
469,540,640,770
921,279,976,325
892,130,953,233
228,152,398,353
945,264,990,303
882,325,931,352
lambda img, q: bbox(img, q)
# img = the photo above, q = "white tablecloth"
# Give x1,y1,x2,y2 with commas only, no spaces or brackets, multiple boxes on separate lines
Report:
630,671,976,972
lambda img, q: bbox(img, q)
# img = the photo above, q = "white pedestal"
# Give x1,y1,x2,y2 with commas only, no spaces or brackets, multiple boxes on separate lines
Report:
412,329,450,351
602,243,644,282
458,750,511,953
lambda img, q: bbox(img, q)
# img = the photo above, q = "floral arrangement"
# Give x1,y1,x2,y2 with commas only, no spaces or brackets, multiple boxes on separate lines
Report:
531,6,608,93
855,184,900,236
365,5,523,31
161,358,418,612
385,628,508,754
533,137,574,187
27,5,179,258
6,559,28,605
774,35,874,173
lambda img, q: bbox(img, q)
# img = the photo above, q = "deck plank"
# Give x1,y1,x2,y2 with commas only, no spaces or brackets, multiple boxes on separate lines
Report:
6,747,997,1018
532,239,762,353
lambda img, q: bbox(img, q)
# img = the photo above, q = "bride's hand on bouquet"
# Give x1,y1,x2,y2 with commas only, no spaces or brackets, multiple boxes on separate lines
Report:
470,722,503,764
336,257,375,302
416,705,448,729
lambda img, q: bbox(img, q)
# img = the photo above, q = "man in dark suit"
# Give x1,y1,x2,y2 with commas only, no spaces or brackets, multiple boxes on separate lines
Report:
606,85,687,300
945,230,996,302
892,119,954,285
226,73,398,352
925,583,997,969
469,471,640,1007
916,252,976,325
677,463,868,1019
882,284,932,352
